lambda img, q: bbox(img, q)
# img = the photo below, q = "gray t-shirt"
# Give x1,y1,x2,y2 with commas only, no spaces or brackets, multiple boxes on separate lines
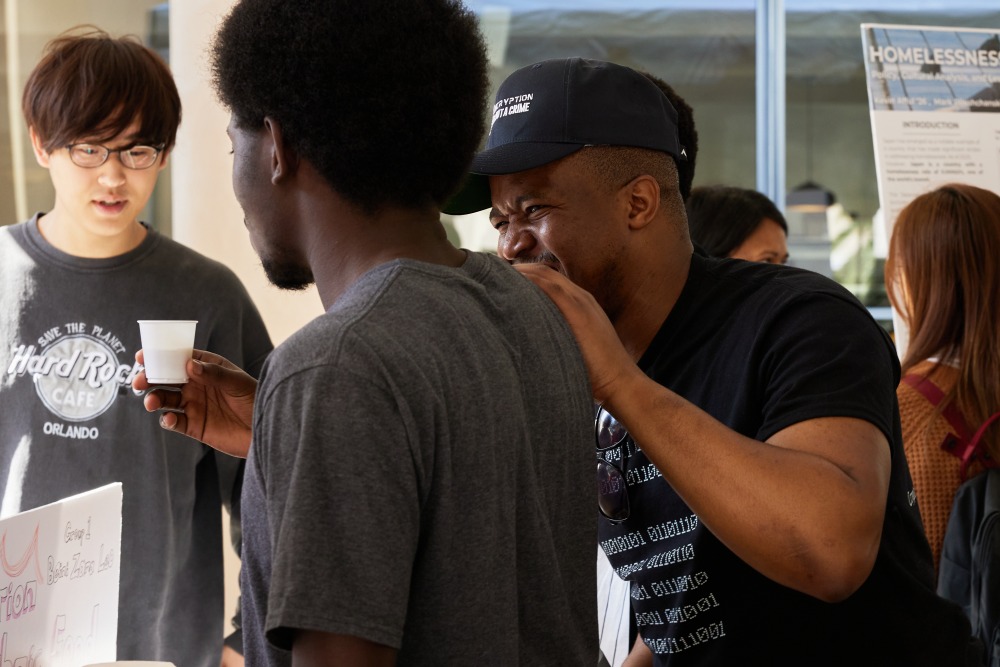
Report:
0,216,273,666
241,251,597,666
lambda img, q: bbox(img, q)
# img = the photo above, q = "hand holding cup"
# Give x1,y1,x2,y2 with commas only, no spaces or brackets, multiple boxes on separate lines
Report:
133,347,259,459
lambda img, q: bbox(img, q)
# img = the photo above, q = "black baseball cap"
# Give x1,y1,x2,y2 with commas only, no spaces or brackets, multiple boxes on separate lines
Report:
443,57,682,215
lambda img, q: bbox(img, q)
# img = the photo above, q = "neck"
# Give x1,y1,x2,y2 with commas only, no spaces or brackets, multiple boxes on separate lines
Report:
306,195,465,310
611,239,692,363
38,209,147,258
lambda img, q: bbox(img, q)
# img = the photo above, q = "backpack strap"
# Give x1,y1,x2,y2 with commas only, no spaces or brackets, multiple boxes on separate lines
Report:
967,412,1000,476
902,373,975,442
902,373,999,479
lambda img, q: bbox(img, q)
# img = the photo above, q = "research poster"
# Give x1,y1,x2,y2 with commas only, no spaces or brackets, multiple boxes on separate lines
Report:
862,23,1000,227
0,483,122,666
861,23,1000,354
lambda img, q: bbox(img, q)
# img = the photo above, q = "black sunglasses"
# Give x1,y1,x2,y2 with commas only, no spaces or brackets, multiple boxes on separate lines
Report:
596,406,630,523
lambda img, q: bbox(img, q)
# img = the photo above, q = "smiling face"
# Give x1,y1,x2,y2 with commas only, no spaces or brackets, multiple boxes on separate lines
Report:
729,217,789,264
488,152,631,312
227,115,313,290
31,120,165,255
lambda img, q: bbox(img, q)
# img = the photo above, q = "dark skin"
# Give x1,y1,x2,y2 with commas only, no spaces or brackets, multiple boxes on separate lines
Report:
139,114,466,666
135,349,255,458
229,117,464,311
140,149,891,666
488,153,890,664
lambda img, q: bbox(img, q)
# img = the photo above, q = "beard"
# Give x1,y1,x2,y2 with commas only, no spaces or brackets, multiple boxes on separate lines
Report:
261,255,314,291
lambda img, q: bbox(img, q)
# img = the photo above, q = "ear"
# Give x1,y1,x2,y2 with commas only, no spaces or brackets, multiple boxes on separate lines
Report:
157,148,170,172
29,127,51,168
621,174,661,230
263,116,298,184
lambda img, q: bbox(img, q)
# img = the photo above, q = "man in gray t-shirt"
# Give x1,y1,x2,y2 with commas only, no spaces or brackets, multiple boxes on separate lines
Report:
137,1,599,664
242,253,596,665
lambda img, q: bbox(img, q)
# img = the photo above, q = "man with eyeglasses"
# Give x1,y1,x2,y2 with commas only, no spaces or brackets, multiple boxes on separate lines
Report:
0,27,272,666
444,58,983,666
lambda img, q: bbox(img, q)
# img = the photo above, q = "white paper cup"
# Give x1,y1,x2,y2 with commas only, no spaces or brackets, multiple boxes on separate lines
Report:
137,320,197,384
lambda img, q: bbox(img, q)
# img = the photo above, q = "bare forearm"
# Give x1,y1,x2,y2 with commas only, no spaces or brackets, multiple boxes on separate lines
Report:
621,634,652,667
293,631,396,667
603,370,888,601
220,644,244,667
517,263,889,599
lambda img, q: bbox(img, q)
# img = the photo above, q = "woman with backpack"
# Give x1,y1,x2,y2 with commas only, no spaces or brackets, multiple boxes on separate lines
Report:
886,182,1000,574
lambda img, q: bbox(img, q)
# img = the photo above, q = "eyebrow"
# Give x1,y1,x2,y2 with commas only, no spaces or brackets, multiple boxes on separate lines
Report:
489,193,539,220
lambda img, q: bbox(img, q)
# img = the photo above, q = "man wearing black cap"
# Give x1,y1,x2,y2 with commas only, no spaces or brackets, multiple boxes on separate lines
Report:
446,57,981,666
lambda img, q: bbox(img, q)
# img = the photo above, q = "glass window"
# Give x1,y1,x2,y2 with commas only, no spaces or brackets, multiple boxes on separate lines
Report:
449,1,1000,337
4,0,998,309
452,1,757,251
784,1,1000,327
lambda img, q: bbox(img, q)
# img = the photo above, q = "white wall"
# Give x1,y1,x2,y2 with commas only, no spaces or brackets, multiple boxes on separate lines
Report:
169,0,323,345
168,0,324,636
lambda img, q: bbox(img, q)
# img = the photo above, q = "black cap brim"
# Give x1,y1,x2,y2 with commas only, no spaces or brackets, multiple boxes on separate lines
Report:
442,142,584,215
442,173,492,215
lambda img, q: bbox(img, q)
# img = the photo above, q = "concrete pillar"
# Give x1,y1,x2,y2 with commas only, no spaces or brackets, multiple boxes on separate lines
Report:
168,0,323,639
169,0,322,347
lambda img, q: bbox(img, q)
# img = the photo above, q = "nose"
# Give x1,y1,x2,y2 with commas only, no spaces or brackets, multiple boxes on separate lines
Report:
497,221,536,262
96,157,127,188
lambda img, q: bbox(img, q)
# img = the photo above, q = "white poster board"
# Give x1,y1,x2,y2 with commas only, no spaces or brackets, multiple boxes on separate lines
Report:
0,483,122,666
860,23,1000,356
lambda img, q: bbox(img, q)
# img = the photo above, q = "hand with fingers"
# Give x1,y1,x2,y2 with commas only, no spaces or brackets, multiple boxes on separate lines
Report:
514,264,641,405
134,349,258,458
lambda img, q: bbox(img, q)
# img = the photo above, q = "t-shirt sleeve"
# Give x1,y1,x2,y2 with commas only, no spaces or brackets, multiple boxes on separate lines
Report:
256,361,421,651
755,291,899,444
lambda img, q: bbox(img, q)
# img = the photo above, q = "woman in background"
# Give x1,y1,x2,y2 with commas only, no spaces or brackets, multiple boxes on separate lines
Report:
686,184,789,263
885,182,1000,573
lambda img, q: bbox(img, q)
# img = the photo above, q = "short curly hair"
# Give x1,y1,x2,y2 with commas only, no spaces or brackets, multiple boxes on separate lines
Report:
211,0,489,214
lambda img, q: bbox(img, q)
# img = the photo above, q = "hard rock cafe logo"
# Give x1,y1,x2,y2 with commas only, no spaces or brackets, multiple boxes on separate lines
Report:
6,333,142,423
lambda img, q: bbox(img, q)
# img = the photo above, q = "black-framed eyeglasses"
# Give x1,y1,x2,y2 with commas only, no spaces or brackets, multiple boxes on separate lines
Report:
64,143,165,170
596,406,630,523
